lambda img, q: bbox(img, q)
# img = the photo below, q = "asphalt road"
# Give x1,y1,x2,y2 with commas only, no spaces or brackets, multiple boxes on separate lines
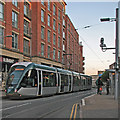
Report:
1,88,96,119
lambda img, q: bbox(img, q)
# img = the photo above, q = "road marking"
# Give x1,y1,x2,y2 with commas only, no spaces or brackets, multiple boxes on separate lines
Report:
81,99,85,106
73,104,77,120
0,102,31,112
70,104,76,120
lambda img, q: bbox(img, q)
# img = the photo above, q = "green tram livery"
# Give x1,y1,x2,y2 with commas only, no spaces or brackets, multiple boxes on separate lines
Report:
5,62,92,98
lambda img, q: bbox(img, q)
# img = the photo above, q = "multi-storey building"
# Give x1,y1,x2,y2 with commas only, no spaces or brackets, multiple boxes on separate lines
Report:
31,1,66,68
0,1,32,81
0,0,84,85
64,15,84,73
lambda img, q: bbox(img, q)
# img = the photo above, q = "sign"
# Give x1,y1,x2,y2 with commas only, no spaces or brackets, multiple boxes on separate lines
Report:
0,56,18,63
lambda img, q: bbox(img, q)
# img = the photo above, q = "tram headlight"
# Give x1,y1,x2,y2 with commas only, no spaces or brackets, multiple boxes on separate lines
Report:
14,89,17,93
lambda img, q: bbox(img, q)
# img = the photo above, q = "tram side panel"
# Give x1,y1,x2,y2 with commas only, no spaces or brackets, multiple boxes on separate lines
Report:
18,69,38,96
72,75,80,92
41,70,58,96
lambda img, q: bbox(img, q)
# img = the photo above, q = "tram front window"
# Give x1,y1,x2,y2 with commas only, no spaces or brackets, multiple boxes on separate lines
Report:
21,69,38,87
7,66,25,86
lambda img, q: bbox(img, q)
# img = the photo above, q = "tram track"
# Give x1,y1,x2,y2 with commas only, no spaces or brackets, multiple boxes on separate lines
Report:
2,89,96,118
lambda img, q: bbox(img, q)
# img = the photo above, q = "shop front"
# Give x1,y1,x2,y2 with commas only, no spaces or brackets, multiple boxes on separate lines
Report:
0,56,19,89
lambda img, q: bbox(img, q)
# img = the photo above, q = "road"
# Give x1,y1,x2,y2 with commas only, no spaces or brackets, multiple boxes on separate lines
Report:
1,89,96,119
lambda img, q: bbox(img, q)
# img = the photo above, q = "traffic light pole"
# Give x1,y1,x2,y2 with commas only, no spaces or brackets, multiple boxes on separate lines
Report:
100,8,119,100
115,8,119,100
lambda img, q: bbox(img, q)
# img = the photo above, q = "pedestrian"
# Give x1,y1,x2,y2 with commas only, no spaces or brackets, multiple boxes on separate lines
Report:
96,77,103,94
106,78,110,95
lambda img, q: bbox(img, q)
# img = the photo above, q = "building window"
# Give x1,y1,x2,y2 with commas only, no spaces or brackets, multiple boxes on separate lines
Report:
63,44,65,51
48,14,50,26
63,18,65,27
48,30,50,42
12,11,18,28
48,0,50,11
23,39,29,54
58,51,60,62
53,48,56,60
0,2,4,20
41,9,44,22
58,37,60,48
53,19,56,31
12,0,18,7
0,27,4,45
53,4,56,16
58,23,60,34
24,19,30,35
58,9,60,20
53,33,56,45
24,2,30,18
48,46,50,58
41,26,44,40
41,43,44,56
12,32,18,49
63,31,65,39
68,24,70,31
41,0,44,5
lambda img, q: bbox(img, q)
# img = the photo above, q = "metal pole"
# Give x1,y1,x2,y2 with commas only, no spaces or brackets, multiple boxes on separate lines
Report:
115,8,119,100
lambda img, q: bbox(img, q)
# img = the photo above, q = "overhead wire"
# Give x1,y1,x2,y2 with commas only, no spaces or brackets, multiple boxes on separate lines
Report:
79,35,107,66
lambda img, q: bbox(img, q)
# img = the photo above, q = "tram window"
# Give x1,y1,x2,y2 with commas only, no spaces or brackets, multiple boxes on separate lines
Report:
21,69,38,87
73,76,79,86
61,74,68,86
43,71,56,87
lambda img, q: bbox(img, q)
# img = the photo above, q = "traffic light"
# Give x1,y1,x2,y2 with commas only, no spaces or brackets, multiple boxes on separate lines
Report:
100,37,106,47
100,18,110,22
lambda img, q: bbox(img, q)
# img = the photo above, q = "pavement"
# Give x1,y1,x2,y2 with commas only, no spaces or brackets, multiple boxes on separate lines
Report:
81,91,118,119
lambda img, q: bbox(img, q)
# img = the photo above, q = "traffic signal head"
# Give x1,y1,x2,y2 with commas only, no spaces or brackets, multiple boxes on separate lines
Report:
100,37,106,47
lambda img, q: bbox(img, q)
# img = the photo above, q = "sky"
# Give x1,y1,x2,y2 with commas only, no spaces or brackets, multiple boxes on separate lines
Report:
66,1,118,75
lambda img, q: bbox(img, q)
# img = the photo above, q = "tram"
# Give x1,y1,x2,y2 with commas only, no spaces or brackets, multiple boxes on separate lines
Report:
5,62,92,98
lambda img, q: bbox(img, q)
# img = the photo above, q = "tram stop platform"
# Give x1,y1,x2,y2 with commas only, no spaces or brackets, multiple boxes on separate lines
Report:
81,92,119,119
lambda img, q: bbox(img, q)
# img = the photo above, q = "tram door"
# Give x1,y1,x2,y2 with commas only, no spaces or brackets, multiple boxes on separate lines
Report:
38,70,41,95
69,75,72,91
19,69,38,96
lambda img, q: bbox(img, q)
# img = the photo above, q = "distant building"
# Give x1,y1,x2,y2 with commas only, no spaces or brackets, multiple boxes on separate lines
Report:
91,75,98,87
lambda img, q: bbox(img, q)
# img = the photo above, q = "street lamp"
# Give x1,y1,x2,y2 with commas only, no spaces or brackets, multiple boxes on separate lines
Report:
100,8,119,100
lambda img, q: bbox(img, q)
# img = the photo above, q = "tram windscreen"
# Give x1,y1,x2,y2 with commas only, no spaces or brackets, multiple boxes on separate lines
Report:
7,65,25,85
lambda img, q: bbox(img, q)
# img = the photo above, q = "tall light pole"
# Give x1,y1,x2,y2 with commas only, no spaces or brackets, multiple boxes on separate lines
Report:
100,8,119,100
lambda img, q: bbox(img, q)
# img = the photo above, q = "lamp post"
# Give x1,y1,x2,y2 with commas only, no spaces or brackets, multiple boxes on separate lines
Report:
100,8,119,100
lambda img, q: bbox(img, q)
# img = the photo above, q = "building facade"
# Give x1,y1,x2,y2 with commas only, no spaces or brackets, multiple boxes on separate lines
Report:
0,0,84,87
63,15,84,73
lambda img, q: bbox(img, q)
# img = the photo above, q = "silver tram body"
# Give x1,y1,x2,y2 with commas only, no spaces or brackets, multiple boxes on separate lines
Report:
5,62,92,98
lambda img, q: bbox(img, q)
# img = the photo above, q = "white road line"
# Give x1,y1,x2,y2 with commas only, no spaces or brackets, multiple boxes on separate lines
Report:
0,102,31,112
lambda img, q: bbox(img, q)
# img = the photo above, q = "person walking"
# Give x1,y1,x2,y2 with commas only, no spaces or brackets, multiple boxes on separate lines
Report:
106,78,110,95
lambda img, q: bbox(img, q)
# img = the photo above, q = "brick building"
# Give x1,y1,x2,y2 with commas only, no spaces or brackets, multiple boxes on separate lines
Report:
0,0,84,84
63,15,84,73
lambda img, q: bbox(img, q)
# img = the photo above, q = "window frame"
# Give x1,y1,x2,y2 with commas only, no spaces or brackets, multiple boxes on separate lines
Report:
12,32,18,49
0,2,4,21
41,26,44,40
41,43,44,56
12,0,18,7
0,27,4,45
48,14,50,26
41,9,44,22
23,38,29,54
12,11,18,28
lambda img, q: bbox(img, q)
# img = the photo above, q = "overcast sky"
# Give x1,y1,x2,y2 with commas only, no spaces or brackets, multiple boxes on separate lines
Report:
66,1,118,75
